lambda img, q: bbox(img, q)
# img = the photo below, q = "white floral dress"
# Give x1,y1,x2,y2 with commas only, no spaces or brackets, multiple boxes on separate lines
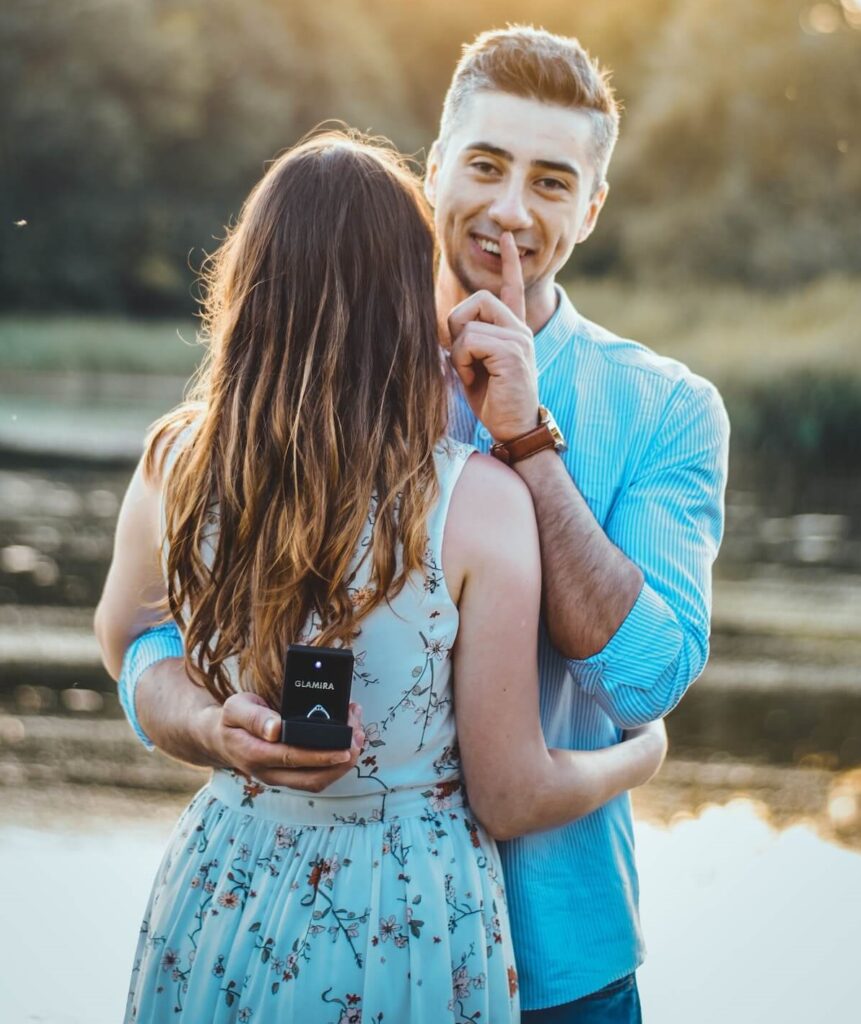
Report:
125,438,520,1024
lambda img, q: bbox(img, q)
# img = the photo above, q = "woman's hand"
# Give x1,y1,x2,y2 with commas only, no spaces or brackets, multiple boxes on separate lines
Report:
622,719,669,786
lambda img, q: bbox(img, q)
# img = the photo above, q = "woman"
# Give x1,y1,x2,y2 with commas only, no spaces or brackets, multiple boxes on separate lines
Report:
95,130,665,1023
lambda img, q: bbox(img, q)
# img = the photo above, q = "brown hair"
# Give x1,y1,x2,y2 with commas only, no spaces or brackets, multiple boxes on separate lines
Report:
439,25,620,184
144,129,448,708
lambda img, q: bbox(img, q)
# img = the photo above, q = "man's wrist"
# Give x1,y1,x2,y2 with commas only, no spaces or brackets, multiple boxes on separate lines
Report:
491,407,542,444
194,702,228,768
510,445,561,478
489,405,567,466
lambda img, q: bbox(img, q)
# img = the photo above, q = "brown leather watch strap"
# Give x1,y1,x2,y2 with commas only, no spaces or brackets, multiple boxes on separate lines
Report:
489,424,558,466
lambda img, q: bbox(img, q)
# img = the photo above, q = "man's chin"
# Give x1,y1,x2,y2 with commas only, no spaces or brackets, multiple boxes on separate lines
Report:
451,259,501,300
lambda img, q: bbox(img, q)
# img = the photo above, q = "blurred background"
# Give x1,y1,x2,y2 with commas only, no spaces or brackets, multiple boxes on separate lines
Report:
1,1,860,1021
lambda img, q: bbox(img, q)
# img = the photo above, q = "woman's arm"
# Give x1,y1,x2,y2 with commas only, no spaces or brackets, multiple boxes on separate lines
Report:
448,453,666,841
94,458,168,679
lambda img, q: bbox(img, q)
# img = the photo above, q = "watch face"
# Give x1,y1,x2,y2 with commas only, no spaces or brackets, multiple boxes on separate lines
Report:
539,407,568,452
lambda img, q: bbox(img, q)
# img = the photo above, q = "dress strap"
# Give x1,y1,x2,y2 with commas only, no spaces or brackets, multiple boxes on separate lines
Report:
158,419,203,565
424,437,476,581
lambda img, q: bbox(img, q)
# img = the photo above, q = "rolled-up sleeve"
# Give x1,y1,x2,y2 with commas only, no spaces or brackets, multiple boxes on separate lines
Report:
566,379,730,728
118,621,185,750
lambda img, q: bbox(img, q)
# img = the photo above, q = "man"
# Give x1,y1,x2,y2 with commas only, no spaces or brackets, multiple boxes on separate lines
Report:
109,26,728,1022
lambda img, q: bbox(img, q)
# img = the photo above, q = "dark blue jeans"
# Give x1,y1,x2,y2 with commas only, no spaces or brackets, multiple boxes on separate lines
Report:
521,973,642,1023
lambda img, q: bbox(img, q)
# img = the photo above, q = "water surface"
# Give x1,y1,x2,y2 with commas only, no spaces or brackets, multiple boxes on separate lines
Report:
1,793,858,1024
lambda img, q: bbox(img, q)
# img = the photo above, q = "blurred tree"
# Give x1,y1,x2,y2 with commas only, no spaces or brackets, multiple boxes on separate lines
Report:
1,0,858,311
602,0,861,286
0,0,414,312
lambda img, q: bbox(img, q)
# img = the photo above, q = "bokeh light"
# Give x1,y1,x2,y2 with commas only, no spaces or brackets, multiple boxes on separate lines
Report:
801,2,843,32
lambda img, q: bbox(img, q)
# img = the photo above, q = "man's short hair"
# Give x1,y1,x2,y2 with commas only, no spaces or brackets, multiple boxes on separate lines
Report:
439,25,620,185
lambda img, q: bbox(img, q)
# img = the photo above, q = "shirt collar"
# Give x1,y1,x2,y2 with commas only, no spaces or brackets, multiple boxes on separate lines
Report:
533,284,580,377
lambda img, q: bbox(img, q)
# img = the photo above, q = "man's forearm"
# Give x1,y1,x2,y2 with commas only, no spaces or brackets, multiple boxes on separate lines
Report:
514,449,643,660
136,659,228,769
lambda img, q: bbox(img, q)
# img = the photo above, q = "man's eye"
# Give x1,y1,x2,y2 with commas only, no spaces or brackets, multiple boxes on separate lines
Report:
537,178,568,191
471,161,498,174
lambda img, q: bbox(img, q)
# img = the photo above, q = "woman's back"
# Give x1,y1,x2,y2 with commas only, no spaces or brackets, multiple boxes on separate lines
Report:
125,436,523,1024
287,437,472,805
206,436,477,813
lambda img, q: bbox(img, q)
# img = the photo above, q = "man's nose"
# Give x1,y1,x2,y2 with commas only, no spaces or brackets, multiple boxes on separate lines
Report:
488,183,533,233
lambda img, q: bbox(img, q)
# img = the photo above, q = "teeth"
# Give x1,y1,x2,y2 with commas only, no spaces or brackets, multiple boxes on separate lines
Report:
476,237,528,258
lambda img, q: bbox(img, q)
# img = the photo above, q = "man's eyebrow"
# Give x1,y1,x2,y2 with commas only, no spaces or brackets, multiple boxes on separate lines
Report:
465,143,580,179
533,158,580,179
465,142,514,161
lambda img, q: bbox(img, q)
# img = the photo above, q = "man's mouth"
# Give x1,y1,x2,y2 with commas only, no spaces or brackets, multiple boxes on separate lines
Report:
471,233,531,260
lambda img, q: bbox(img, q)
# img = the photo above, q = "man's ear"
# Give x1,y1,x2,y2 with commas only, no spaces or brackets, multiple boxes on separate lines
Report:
576,180,609,244
424,140,442,208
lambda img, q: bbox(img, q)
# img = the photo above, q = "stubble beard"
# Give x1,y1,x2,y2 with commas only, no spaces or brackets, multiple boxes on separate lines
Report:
449,248,504,304
448,240,538,306
451,257,485,301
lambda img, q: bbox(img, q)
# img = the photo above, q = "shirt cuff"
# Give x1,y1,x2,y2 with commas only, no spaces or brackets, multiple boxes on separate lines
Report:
566,581,685,695
118,623,185,751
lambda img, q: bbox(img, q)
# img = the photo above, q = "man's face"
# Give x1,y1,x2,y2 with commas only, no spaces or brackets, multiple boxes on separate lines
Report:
426,90,608,306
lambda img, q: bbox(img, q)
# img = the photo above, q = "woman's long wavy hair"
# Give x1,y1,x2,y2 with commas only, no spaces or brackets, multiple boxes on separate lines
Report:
143,130,448,708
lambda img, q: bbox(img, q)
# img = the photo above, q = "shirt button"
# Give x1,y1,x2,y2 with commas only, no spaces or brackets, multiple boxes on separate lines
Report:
477,426,491,443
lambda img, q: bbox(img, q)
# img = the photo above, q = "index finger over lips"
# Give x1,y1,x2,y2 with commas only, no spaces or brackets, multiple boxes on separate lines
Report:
499,231,526,322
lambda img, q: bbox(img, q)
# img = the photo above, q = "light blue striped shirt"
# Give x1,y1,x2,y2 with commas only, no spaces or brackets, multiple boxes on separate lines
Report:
118,286,729,1009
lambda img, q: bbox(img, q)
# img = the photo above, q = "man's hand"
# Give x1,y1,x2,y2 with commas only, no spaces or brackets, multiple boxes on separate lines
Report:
133,657,366,792
448,231,539,442
203,692,367,792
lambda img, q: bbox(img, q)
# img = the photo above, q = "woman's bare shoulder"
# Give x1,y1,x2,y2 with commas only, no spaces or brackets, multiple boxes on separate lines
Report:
442,451,538,596
455,451,533,519
143,406,204,488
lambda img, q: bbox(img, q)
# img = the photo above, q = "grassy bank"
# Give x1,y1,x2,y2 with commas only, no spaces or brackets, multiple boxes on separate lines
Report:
0,316,199,376
1,277,859,477
567,275,861,480
2,275,858,382
568,274,860,385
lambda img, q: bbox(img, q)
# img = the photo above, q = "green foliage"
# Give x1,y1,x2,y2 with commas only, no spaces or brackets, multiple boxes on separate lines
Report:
2,0,860,311
724,372,861,476
0,0,417,312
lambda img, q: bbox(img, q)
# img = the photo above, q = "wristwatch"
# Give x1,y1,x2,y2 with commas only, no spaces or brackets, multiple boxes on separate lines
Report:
489,406,568,466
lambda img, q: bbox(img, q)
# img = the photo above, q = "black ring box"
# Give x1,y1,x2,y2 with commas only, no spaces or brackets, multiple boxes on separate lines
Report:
280,643,354,750
281,717,353,750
